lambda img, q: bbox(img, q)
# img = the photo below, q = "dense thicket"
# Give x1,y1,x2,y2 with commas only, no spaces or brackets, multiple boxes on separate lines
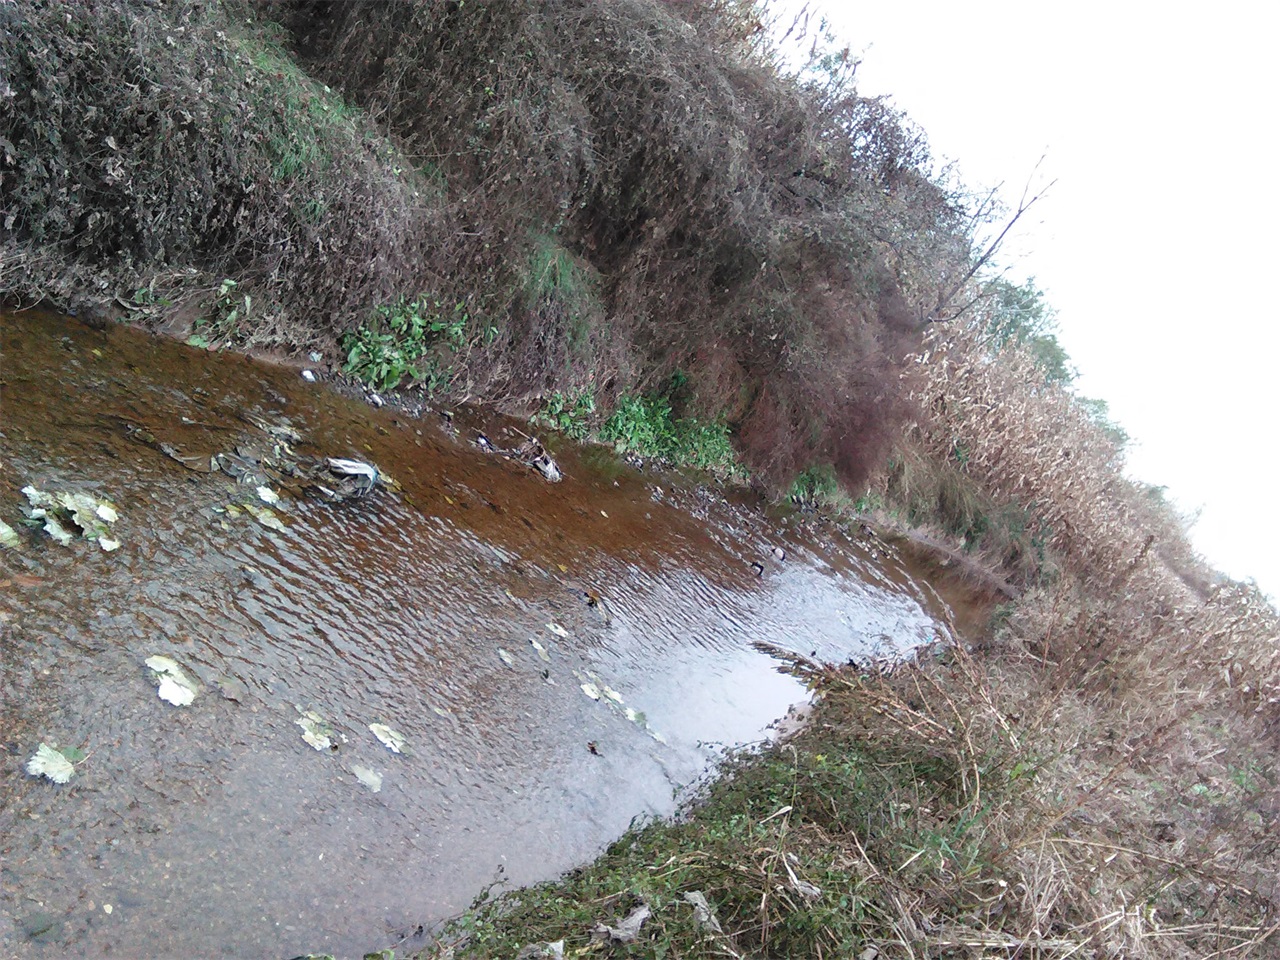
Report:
0,0,981,487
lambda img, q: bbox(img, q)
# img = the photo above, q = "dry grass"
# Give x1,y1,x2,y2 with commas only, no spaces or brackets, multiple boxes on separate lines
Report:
424,584,1278,959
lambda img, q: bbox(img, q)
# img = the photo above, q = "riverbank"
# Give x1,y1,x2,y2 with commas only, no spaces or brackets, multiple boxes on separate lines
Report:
409,571,1279,960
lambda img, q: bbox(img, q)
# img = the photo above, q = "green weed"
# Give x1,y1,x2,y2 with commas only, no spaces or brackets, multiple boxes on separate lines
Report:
600,393,745,479
852,491,883,513
342,297,470,393
522,233,602,356
190,278,251,348
789,464,841,508
533,388,597,441
240,34,358,185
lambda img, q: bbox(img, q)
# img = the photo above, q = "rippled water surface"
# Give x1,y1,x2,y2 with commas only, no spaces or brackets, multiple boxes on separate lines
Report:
0,312,957,958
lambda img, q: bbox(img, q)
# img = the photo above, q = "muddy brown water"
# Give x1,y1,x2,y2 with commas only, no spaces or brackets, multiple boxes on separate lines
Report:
0,311,967,959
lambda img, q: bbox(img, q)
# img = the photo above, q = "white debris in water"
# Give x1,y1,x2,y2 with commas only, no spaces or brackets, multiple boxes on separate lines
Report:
497,648,516,667
296,710,337,750
529,637,551,663
0,519,20,550
580,682,601,701
351,765,383,792
145,655,199,706
255,485,280,505
26,743,76,784
156,676,195,706
22,486,121,550
326,458,379,483
546,622,569,639
41,514,76,546
368,723,407,754
532,455,562,483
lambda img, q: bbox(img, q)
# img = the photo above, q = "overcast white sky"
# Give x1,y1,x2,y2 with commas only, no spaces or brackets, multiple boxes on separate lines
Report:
792,1,1280,597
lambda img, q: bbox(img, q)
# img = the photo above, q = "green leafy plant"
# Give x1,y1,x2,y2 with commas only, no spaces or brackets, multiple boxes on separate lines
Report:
190,278,251,348
341,325,420,392
789,464,840,506
341,297,471,393
534,388,597,441
600,394,673,454
601,391,745,479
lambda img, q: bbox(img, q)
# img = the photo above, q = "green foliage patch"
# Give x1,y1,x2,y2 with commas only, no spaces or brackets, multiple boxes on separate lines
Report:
532,388,597,442
341,298,469,393
601,393,744,479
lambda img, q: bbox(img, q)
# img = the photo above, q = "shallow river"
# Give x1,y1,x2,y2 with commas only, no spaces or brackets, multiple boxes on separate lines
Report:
1,311,958,958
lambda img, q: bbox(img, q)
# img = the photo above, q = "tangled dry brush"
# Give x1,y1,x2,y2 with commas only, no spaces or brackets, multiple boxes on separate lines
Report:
1,0,989,488
832,320,1280,957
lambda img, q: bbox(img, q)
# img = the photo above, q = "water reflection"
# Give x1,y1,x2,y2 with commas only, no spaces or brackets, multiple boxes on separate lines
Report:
1,311,949,958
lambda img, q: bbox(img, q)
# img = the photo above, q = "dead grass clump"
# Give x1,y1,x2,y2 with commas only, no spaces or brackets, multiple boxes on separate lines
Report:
880,315,1280,710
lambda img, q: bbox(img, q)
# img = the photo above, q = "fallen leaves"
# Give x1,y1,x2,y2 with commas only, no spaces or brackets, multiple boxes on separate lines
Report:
21,486,121,550
296,709,340,750
351,765,383,792
145,654,199,706
26,743,78,784
368,723,407,753
241,502,286,532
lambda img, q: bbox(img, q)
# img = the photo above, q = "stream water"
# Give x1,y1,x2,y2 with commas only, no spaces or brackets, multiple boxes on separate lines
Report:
0,311,959,958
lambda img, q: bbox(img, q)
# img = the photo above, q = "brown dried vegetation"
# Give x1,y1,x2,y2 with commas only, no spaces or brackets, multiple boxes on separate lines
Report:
843,318,1280,955
0,0,978,489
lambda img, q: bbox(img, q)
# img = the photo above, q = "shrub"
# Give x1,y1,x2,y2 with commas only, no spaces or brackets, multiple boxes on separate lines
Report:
263,0,980,488
341,298,470,393
0,1,447,349
533,389,597,442
601,391,745,479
